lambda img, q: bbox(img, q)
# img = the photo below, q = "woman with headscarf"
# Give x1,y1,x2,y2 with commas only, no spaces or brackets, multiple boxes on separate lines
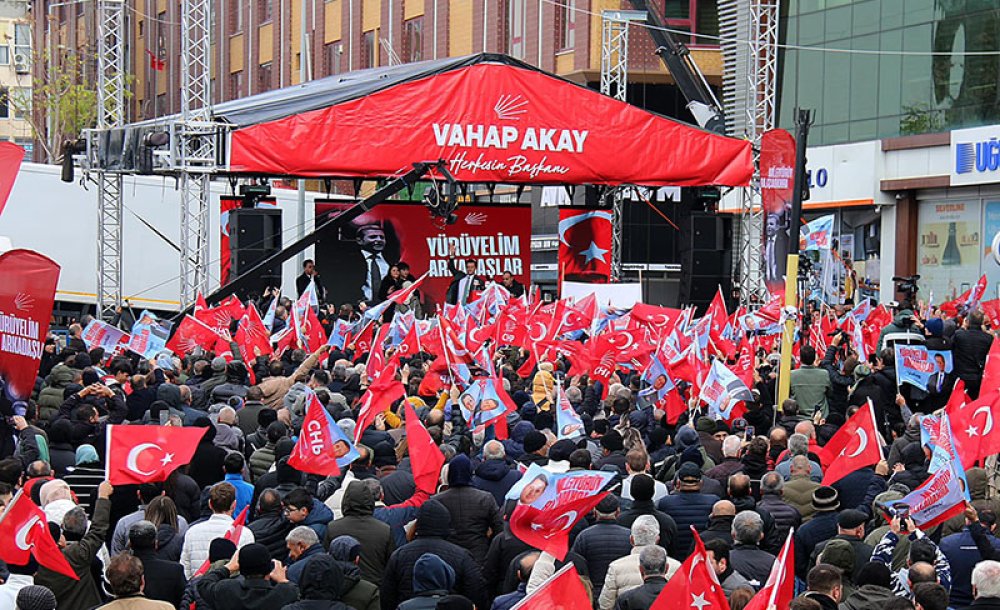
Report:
62,444,104,514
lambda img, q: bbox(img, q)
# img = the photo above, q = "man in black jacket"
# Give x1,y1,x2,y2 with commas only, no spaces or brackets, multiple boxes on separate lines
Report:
128,520,187,608
619,474,678,558
381,499,487,610
572,495,631,601
198,542,299,610
247,489,293,561
954,310,993,399
432,454,502,566
614,546,670,610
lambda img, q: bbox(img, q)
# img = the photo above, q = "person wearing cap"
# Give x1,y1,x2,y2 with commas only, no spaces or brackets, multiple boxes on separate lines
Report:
381,499,488,610
197,542,299,610
657,462,719,559
432,454,503,566
198,357,230,405
328,535,381,610
728,511,776,589
15,585,58,610
572,495,631,602
818,539,857,599
794,486,842,579
127,520,187,608
809,509,874,581
694,417,724,464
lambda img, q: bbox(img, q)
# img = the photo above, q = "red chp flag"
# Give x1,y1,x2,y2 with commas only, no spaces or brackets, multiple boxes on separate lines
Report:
355,361,405,443
234,303,273,361
0,250,60,401
558,209,613,284
287,393,345,477
106,425,207,485
404,402,445,495
0,491,78,579
744,526,794,610
511,563,591,610
651,528,728,610
166,315,223,356
820,400,884,485
0,141,23,217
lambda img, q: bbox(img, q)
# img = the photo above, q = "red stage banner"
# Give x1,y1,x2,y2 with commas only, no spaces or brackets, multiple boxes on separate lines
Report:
0,250,60,402
219,196,242,285
229,63,752,186
0,142,23,218
760,129,796,289
314,201,530,311
558,209,612,285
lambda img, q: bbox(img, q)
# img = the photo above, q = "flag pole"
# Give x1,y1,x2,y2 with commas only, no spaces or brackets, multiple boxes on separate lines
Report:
777,109,814,408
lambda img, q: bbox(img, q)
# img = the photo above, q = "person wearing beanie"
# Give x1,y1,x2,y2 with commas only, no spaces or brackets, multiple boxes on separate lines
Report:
596,430,627,473
518,430,549,467
793,486,841,579
571,496,631,602
396,553,457,610
839,562,897,610
809,509,874,582
433,454,503,566
618,474,679,558
197,543,299,610
323,481,393,586
14,585,57,610
695,417,724,464
545,439,577,474
381,499,488,610
198,357,230,403
328,535,380,610
817,539,857,599
657,462,720,559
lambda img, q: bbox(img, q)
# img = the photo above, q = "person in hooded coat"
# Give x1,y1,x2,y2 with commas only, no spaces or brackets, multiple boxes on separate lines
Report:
323,481,394,586
328,536,380,610
187,418,229,490
501,421,535,460
280,555,351,610
381,499,487,610
432,454,503,565
397,553,456,610
838,561,897,610
889,443,930,492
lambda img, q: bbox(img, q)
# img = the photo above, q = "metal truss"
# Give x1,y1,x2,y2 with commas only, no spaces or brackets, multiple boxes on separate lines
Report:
720,0,779,308
177,0,216,307
601,10,645,281
95,0,126,320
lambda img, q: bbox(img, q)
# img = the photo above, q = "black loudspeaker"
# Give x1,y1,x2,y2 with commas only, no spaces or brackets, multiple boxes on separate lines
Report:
678,212,732,309
229,207,282,297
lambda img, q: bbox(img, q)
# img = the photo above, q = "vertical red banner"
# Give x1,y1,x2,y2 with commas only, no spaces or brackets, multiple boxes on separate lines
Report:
760,129,796,290
557,208,613,285
0,250,60,401
219,196,242,285
0,141,23,218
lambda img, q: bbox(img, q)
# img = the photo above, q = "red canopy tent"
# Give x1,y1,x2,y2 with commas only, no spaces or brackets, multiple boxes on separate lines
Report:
225,54,751,186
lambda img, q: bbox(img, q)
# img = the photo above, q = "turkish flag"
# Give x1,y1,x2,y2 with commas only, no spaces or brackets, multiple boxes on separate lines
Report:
510,473,612,561
705,287,729,338
744,526,794,610
983,337,1000,391
0,491,78,580
287,394,343,477
0,141,23,217
192,506,247,577
948,389,1000,468
513,563,591,610
106,425,207,485
166,315,222,356
558,208,613,284
631,303,682,338
981,299,1000,329
0,250,60,401
404,402,444,495
355,361,405,443
395,323,423,362
650,529,728,610
820,400,884,485
235,303,273,361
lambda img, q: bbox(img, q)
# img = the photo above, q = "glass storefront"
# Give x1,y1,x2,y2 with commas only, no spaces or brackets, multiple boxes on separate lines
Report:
799,208,882,305
778,0,1000,146
917,198,1000,303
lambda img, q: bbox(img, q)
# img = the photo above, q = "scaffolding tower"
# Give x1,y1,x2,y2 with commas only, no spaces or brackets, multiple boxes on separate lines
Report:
600,9,646,281
720,0,780,309
94,0,126,321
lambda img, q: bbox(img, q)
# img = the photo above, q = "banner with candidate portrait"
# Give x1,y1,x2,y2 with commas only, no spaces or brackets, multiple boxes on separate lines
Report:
81,318,129,353
457,377,517,432
127,311,173,359
895,344,936,389
555,383,585,440
505,464,615,560
314,201,530,312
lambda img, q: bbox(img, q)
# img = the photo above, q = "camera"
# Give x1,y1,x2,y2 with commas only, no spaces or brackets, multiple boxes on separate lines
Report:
892,275,920,300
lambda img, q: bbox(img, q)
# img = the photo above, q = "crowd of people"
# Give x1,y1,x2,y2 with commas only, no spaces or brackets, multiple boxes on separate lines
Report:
1,287,998,610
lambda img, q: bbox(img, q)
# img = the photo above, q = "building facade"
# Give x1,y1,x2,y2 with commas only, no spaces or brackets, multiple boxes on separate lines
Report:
0,1,33,159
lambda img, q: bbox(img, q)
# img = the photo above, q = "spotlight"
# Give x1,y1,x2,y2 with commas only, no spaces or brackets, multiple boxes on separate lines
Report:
60,138,86,183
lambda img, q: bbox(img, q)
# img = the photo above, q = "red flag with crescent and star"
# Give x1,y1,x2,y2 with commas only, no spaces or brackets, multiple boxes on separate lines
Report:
819,399,884,485
510,563,591,610
948,388,1000,468
650,528,729,610
106,425,207,485
0,490,78,579
743,526,794,610
558,208,613,284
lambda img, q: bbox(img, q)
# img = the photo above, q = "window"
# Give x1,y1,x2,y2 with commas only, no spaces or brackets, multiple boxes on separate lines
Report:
360,30,375,69
155,93,167,116
507,0,525,59
258,0,272,23
402,18,422,63
553,1,575,52
0,88,9,119
9,88,30,118
258,62,272,92
0,46,9,65
230,0,243,32
324,42,341,75
138,20,144,37
229,70,244,98
14,24,29,47
157,11,167,52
